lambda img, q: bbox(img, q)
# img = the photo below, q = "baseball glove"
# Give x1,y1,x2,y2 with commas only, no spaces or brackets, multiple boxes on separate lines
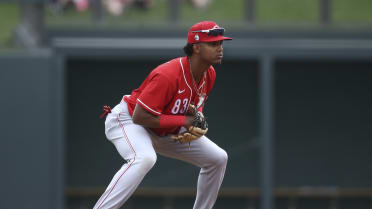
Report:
172,105,208,143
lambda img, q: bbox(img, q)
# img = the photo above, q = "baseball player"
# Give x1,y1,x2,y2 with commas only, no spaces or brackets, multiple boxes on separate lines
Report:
94,20,232,209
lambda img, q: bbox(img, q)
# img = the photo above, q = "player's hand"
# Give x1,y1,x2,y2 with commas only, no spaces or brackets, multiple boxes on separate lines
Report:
188,125,208,137
187,110,208,138
174,105,208,144
184,104,207,130
186,104,197,116
172,131,202,143
185,115,195,128
172,126,208,143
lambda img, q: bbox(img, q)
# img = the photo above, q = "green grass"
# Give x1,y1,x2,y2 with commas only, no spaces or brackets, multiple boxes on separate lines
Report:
45,0,372,28
180,0,244,23
0,3,19,48
46,0,169,28
257,0,319,24
333,0,372,24
118,0,168,23
2,0,372,48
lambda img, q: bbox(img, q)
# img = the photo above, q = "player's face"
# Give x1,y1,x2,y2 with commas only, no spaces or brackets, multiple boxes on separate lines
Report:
198,41,224,64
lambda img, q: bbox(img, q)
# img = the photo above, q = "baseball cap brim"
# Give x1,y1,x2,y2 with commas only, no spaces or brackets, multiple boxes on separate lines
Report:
202,36,232,42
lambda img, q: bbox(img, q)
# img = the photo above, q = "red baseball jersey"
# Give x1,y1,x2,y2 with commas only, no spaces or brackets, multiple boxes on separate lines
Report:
124,56,216,136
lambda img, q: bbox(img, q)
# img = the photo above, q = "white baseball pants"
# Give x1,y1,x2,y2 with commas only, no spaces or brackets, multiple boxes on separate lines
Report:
93,100,228,209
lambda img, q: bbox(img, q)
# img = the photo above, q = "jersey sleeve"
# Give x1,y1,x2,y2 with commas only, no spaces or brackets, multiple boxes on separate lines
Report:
137,73,174,115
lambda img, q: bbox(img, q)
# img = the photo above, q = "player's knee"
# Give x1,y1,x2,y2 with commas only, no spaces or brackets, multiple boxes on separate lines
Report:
213,149,228,167
137,153,157,172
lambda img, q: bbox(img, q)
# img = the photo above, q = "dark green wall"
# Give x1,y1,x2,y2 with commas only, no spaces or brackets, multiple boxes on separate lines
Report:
66,58,372,189
65,58,260,188
275,60,372,187
1,53,371,209
0,53,61,209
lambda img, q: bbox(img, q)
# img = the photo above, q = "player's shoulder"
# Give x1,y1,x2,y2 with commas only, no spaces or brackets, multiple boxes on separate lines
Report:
206,65,216,80
145,57,183,86
152,57,183,78
159,57,183,70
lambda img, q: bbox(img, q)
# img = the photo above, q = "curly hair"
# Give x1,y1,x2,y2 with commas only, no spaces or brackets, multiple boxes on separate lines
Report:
183,43,193,56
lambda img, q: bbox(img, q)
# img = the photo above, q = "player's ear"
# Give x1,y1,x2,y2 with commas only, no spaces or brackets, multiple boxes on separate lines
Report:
193,43,201,54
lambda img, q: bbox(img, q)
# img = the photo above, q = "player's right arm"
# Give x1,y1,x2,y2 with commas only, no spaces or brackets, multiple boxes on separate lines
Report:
132,104,194,128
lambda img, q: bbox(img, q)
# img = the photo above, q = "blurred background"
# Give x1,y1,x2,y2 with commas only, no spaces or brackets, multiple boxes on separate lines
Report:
1,0,372,209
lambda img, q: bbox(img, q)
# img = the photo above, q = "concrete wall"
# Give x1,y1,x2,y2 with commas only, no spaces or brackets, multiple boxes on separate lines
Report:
1,31,372,209
0,50,64,209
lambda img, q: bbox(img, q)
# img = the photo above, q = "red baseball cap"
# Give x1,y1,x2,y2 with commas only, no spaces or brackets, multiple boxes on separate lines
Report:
187,21,232,44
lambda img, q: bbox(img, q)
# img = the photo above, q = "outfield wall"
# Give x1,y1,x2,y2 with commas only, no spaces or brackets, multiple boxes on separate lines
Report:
1,32,372,209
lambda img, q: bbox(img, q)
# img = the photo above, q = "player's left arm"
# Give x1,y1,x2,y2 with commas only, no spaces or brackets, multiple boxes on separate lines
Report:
133,72,197,129
132,103,194,128
132,104,159,127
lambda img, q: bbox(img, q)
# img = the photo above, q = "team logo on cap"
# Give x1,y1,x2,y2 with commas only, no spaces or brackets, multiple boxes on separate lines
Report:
194,34,199,41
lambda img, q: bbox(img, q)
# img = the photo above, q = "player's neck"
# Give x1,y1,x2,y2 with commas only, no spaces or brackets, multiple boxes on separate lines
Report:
189,56,209,84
